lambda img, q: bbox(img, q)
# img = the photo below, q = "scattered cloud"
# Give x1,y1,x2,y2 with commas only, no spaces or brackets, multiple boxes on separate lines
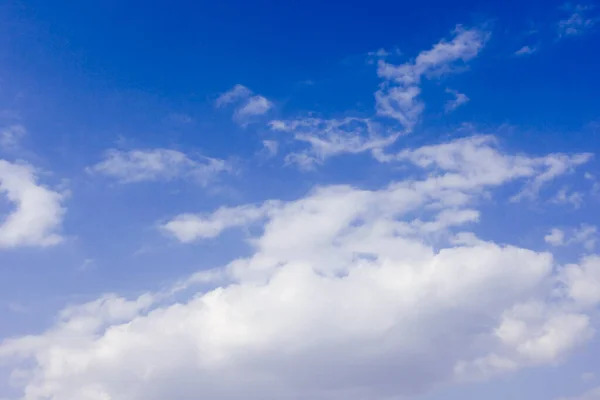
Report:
216,84,273,125
162,201,279,243
445,88,470,113
558,4,598,37
235,95,273,120
376,25,489,130
552,187,584,208
515,45,538,55
0,124,26,149
261,140,279,157
215,84,253,108
88,148,231,185
0,160,65,248
269,117,401,170
2,136,599,400
545,224,597,251
375,135,590,202
545,228,566,246
510,153,592,202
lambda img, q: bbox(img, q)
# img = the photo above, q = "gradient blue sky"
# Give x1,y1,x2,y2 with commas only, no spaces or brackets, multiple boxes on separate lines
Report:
1,1,599,400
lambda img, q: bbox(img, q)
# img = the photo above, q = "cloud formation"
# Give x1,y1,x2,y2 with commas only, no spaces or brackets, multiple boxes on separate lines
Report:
269,117,401,169
216,84,273,125
376,25,489,129
558,4,598,37
445,88,470,112
0,160,65,248
3,135,596,399
88,148,231,185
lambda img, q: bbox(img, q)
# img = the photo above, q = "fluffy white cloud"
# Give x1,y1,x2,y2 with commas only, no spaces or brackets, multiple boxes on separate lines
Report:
216,84,273,125
546,228,566,246
376,25,489,129
445,88,470,113
88,148,231,185
3,136,598,400
0,160,65,248
558,4,598,37
269,117,400,169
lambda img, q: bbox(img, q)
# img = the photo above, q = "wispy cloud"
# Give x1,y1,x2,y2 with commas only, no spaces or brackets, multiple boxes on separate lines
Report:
445,88,470,113
514,45,538,55
88,148,231,185
558,3,598,37
376,25,489,130
269,117,401,170
216,84,273,126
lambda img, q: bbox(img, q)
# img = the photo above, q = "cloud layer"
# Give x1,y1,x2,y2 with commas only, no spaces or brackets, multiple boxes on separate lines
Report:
1,135,597,400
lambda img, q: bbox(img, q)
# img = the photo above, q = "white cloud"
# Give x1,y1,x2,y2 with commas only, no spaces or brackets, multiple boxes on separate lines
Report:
235,95,273,121
445,88,470,112
270,117,401,170
510,153,593,202
215,84,253,108
261,140,279,157
216,84,273,125
162,201,279,243
552,187,584,208
515,45,537,56
376,25,489,129
3,136,598,400
558,4,598,37
546,228,566,246
0,160,65,248
545,225,597,251
0,124,26,149
88,148,231,185
375,135,590,200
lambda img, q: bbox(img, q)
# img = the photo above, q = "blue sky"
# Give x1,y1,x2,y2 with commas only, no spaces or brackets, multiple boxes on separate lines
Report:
1,1,600,399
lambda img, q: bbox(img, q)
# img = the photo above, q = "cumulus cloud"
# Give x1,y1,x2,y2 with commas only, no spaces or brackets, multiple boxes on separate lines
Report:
269,117,401,170
216,84,273,125
0,160,65,248
376,25,489,129
3,136,598,400
558,4,598,37
88,148,231,185
445,88,470,113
